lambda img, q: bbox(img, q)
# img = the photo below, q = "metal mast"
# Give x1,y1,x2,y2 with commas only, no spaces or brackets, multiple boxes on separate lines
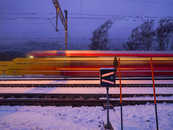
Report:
52,0,68,50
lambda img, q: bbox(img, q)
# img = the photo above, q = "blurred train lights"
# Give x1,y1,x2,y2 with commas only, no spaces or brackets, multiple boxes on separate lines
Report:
1,50,173,77
28,50,173,57
29,55,34,59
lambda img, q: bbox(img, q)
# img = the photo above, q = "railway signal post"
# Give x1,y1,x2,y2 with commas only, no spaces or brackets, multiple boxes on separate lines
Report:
100,68,115,130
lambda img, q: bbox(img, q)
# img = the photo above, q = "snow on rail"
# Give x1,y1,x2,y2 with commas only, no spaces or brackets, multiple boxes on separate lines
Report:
0,87,173,94
1,80,173,84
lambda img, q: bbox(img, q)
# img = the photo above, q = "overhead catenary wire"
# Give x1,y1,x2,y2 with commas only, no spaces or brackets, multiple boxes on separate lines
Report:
1,12,173,22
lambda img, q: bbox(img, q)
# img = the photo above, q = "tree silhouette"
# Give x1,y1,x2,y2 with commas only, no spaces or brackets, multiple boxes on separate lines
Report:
89,20,113,50
156,18,173,50
123,20,155,50
124,19,173,51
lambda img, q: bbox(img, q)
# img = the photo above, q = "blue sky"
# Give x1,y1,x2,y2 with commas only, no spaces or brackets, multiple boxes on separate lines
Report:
0,0,173,49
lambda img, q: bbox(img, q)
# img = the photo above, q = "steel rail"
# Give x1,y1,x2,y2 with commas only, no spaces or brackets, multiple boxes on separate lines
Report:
0,84,173,87
0,93,172,106
1,77,173,81
0,98,172,106
0,93,172,99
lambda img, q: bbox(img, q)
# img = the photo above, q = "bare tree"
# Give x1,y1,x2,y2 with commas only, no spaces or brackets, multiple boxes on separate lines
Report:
156,18,173,50
123,20,155,50
89,20,113,50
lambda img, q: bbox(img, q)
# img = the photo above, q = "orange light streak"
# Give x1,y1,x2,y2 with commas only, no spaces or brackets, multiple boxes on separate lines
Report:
118,58,122,104
150,57,157,104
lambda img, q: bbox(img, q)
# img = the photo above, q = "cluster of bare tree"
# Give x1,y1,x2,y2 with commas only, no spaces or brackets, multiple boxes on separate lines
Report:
123,19,173,50
89,18,173,51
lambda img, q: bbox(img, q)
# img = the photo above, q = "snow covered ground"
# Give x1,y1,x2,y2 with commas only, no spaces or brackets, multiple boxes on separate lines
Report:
0,104,173,130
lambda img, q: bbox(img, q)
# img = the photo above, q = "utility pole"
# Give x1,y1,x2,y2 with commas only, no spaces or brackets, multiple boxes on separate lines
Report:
52,0,68,50
64,10,68,50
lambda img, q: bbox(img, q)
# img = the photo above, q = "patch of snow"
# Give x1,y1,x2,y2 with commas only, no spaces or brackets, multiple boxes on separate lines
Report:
0,104,173,130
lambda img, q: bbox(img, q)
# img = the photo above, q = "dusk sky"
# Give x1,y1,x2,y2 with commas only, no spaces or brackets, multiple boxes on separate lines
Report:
0,0,173,49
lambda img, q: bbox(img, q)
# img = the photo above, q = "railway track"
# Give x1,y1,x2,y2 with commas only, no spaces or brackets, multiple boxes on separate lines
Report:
1,77,173,80
0,94,172,106
0,93,173,99
0,77,173,106
0,86,173,106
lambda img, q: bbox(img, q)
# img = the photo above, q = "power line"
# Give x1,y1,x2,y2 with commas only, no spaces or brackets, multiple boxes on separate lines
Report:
1,14,173,21
2,11,173,18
